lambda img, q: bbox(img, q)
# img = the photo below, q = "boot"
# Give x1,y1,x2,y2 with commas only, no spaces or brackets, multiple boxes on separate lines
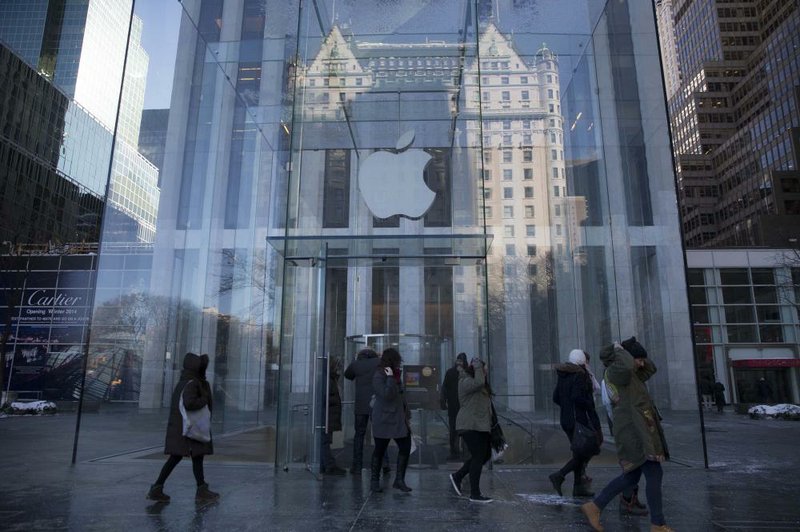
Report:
650,525,675,532
146,484,170,502
548,472,565,496
392,454,412,492
572,482,595,498
195,483,220,502
619,493,648,516
581,501,604,532
370,455,383,492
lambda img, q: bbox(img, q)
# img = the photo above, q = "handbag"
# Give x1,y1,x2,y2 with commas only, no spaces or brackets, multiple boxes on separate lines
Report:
179,380,212,443
489,402,509,462
570,416,600,457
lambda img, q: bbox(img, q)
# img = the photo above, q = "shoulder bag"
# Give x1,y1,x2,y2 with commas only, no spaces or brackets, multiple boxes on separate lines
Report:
179,380,212,443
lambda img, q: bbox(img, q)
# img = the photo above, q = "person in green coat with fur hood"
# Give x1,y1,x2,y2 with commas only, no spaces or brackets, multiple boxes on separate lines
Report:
581,338,674,532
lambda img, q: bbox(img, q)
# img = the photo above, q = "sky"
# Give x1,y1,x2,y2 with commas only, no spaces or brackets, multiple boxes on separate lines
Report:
136,0,183,110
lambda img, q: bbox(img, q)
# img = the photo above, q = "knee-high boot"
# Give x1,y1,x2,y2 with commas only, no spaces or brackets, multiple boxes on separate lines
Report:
392,454,412,492
370,454,383,492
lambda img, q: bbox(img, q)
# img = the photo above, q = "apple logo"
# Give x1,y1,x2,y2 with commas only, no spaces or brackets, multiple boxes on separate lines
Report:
358,130,436,219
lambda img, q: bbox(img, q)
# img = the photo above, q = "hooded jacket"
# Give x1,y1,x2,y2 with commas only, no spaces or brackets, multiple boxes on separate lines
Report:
456,365,492,433
552,362,600,435
600,343,669,472
344,350,380,415
164,353,214,456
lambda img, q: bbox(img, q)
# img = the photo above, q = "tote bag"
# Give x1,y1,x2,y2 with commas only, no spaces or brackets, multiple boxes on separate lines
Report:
178,381,212,443
570,419,600,457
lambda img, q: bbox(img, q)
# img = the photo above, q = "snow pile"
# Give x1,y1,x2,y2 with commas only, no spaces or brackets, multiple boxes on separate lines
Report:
748,404,800,420
3,401,58,415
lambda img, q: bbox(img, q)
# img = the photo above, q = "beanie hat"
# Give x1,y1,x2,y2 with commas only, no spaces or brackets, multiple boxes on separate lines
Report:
568,349,586,366
621,336,648,359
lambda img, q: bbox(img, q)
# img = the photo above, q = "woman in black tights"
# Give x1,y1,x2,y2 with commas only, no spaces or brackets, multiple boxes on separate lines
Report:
147,352,219,503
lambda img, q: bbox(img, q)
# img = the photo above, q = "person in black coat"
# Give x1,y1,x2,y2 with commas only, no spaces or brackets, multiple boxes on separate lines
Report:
441,352,468,460
147,352,219,503
549,349,601,498
344,348,390,475
713,381,726,413
321,356,346,475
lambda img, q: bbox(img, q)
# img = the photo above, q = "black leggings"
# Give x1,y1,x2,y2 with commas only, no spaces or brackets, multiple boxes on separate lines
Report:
454,430,490,497
155,454,205,487
373,435,411,465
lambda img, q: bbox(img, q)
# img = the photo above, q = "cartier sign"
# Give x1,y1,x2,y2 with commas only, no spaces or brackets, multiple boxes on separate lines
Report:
26,290,83,307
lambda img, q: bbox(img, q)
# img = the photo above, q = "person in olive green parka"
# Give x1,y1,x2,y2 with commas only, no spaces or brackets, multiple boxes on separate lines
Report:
581,338,674,532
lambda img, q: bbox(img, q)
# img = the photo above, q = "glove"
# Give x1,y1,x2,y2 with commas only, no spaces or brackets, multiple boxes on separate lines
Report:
384,367,393,376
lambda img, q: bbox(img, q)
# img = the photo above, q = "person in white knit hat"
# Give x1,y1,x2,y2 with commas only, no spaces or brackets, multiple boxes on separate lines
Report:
548,349,602,498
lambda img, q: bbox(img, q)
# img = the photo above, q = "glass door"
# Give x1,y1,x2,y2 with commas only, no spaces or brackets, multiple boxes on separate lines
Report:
275,256,327,476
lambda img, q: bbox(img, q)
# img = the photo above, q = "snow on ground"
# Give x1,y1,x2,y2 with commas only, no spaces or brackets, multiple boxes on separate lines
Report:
748,404,800,419
6,401,57,414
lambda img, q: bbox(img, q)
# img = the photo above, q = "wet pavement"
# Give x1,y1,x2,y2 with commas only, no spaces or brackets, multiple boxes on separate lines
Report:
1,411,799,531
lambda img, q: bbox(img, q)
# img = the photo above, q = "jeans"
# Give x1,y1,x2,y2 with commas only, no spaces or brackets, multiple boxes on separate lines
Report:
454,431,490,497
594,460,665,526
155,454,205,487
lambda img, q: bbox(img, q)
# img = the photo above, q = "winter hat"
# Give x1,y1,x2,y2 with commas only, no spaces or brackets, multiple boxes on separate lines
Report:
456,352,468,365
621,336,648,359
568,349,586,366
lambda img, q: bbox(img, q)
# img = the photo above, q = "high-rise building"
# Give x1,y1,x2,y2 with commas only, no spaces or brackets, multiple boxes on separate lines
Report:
658,0,800,247
0,0,160,244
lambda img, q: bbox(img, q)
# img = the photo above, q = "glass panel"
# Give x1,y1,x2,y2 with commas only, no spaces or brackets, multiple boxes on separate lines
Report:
753,285,778,304
720,268,749,285
750,268,775,285
726,325,758,343
759,325,783,343
691,305,709,323
724,305,755,323
722,286,753,305
686,268,705,286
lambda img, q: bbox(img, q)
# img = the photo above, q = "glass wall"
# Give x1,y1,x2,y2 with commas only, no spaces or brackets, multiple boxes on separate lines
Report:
63,0,703,468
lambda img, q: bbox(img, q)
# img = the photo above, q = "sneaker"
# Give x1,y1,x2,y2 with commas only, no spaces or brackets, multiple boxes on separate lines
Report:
469,495,494,503
449,473,463,496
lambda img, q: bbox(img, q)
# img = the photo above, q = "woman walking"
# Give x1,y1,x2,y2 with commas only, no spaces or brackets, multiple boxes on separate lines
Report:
147,352,219,503
549,349,601,498
582,339,673,532
448,357,494,503
370,348,412,493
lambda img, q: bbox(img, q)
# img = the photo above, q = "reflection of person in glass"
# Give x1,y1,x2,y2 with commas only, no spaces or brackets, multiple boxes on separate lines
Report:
147,353,219,503
441,352,467,461
370,348,412,493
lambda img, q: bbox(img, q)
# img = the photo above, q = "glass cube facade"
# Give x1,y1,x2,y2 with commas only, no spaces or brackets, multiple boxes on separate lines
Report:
2,0,704,469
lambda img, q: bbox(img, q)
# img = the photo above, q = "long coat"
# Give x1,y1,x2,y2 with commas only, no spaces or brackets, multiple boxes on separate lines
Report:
440,365,461,415
600,344,669,472
371,368,410,439
164,353,214,456
327,368,342,433
552,363,601,436
344,351,379,415
456,366,492,433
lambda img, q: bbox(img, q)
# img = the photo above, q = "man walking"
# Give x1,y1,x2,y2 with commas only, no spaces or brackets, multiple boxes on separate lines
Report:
344,348,389,475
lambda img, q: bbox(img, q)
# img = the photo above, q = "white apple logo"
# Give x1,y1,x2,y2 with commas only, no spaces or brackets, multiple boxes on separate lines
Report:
358,130,436,219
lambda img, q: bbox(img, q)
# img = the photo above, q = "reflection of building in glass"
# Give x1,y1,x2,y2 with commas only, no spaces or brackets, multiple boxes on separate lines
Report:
686,249,800,405
659,0,800,247
0,0,159,244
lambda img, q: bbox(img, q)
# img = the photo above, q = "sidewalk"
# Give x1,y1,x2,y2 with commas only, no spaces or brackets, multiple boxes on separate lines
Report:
1,412,799,531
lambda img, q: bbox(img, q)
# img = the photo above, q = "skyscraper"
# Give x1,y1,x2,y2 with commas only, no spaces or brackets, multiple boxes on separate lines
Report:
658,0,800,247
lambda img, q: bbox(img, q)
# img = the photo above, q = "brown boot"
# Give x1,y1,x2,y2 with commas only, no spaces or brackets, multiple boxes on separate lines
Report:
651,525,675,532
581,501,604,531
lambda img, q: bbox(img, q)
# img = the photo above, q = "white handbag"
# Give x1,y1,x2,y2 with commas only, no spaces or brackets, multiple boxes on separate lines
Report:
178,380,212,443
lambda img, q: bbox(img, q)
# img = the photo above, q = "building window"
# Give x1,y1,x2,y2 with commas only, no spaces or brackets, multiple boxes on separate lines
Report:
524,187,533,198
547,89,554,98
552,167,559,178
482,91,490,101
485,206,492,218
503,187,513,199
503,150,512,163
555,205,561,216
523,133,532,144
551,149,558,159
504,225,514,237
483,169,492,180
502,91,510,101
503,120,511,130
522,90,530,100
484,188,492,200
501,76,509,85
526,224,535,236
503,134,512,145
505,244,516,256
556,224,562,236
523,168,533,180
521,76,528,84
503,206,513,218
523,150,532,162
523,119,531,129
323,149,350,228
527,245,537,257
503,169,512,180
525,205,534,218
553,186,560,197
483,150,492,163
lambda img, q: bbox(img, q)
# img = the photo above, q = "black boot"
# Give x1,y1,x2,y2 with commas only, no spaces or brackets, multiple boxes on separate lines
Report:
195,483,220,502
146,484,170,502
370,455,383,492
392,454,412,492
